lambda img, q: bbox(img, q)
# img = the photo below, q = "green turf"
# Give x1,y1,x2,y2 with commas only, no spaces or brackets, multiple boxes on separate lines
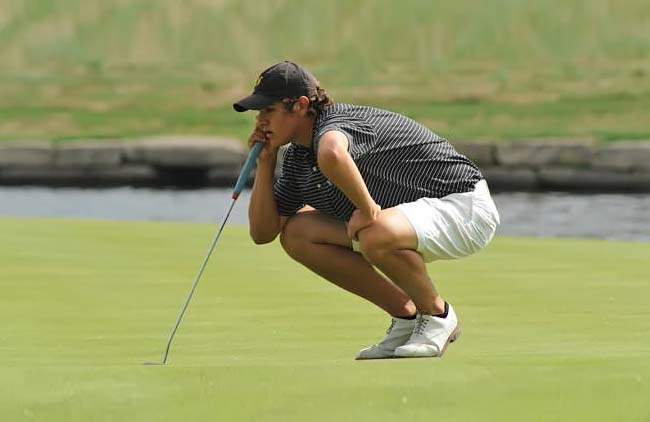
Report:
1,217,649,421
1,0,649,142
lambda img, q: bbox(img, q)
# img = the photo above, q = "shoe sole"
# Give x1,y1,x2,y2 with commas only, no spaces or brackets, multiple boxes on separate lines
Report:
355,354,395,360
356,323,462,360
439,323,461,358
392,323,462,359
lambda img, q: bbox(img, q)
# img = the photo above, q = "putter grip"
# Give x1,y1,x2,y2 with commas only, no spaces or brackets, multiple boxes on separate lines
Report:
232,142,264,198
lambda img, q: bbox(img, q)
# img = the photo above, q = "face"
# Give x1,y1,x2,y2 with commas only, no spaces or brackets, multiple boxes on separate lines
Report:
255,101,299,148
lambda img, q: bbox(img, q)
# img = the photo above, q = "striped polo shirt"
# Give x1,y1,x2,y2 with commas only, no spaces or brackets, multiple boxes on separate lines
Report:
274,103,483,221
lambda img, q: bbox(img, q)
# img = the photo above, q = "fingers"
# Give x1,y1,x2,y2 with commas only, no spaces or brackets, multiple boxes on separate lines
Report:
247,127,268,149
347,207,382,240
248,128,278,162
347,211,359,240
346,224,355,240
347,213,363,240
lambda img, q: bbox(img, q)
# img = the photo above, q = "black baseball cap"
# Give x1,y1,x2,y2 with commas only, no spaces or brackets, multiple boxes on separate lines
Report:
233,61,318,112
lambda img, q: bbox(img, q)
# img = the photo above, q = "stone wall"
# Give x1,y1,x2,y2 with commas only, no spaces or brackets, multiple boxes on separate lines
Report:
0,137,248,187
1,137,649,192
454,139,650,192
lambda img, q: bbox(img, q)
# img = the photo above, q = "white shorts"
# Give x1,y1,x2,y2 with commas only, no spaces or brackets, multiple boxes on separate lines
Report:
353,180,500,262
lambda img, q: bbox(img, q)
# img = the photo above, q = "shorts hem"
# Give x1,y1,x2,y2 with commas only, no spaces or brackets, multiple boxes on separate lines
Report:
395,203,425,255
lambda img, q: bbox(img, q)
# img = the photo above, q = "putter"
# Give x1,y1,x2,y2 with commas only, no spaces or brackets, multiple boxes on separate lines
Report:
144,142,264,366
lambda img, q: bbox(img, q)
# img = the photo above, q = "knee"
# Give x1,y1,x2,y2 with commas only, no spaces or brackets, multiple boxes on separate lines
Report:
358,223,394,265
279,214,309,259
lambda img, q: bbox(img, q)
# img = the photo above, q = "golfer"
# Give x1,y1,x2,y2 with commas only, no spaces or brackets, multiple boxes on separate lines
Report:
234,61,500,359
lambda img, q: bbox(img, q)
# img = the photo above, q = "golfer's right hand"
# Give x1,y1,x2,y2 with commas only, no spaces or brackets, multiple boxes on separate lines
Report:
248,127,276,162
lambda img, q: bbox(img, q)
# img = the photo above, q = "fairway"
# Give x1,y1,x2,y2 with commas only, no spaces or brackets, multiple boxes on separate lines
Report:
1,217,649,421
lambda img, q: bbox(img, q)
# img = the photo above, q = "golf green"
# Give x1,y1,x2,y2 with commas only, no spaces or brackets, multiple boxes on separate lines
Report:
1,217,648,421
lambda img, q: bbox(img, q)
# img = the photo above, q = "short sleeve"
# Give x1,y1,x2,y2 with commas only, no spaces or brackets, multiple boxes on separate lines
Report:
312,113,374,160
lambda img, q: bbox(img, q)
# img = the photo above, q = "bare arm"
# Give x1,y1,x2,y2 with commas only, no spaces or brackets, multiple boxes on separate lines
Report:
247,130,284,244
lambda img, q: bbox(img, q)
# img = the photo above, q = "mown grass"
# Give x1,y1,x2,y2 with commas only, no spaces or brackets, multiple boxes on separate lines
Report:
0,0,649,142
1,217,649,421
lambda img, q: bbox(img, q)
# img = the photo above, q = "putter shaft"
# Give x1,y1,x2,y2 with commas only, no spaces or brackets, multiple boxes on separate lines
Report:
153,142,263,365
161,198,237,364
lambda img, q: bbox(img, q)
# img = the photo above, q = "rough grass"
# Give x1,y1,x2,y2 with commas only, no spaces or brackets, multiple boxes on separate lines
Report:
0,0,649,141
1,217,649,421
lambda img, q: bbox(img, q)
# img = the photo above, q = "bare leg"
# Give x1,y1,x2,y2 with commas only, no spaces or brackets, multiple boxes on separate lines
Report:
280,210,416,317
357,208,445,315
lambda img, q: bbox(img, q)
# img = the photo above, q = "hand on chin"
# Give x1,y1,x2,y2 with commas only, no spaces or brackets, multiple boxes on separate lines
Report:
268,133,291,148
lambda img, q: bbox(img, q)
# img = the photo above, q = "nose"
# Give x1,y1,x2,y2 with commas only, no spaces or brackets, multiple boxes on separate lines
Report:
256,111,269,128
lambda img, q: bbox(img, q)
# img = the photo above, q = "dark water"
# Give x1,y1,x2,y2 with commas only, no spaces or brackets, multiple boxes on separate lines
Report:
1,187,649,241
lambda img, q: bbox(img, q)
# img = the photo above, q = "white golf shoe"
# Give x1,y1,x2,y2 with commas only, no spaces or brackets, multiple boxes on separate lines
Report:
356,317,416,360
393,304,461,358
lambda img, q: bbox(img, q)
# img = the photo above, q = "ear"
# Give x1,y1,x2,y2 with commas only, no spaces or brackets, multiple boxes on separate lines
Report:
295,96,310,115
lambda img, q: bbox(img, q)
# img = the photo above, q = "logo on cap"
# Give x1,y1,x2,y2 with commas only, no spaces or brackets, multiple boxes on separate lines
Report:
255,75,263,88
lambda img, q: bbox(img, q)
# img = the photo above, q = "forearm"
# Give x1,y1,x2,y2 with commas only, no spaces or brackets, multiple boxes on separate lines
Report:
319,148,376,215
248,155,282,244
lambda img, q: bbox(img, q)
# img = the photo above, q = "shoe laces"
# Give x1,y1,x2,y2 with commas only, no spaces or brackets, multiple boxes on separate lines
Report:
413,314,429,336
385,319,397,334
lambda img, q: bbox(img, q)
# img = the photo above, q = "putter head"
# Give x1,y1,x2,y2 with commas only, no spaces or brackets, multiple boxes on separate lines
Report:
142,361,166,366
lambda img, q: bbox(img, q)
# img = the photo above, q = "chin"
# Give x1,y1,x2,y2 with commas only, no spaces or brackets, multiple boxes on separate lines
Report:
277,138,292,146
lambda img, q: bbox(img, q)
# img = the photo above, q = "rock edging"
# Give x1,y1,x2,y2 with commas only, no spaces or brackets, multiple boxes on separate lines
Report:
1,137,650,192
454,138,650,192
0,136,248,187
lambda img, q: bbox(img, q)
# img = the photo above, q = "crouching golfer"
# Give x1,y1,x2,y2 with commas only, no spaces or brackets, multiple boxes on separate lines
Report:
233,61,500,359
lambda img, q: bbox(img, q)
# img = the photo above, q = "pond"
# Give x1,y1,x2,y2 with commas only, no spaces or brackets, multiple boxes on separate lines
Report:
1,187,649,242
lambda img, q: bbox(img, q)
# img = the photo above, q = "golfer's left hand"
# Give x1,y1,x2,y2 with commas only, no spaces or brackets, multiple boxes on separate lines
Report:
347,203,381,240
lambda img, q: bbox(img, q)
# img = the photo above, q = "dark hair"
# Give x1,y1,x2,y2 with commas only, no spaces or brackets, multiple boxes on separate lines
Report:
284,87,334,116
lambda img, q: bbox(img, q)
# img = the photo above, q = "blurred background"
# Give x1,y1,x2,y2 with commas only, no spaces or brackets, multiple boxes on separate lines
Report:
1,0,649,240
1,0,649,143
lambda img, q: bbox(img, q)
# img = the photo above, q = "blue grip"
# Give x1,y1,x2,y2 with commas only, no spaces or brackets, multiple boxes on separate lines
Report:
233,142,264,197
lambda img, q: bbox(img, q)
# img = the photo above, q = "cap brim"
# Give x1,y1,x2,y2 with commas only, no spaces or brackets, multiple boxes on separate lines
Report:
233,93,279,112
